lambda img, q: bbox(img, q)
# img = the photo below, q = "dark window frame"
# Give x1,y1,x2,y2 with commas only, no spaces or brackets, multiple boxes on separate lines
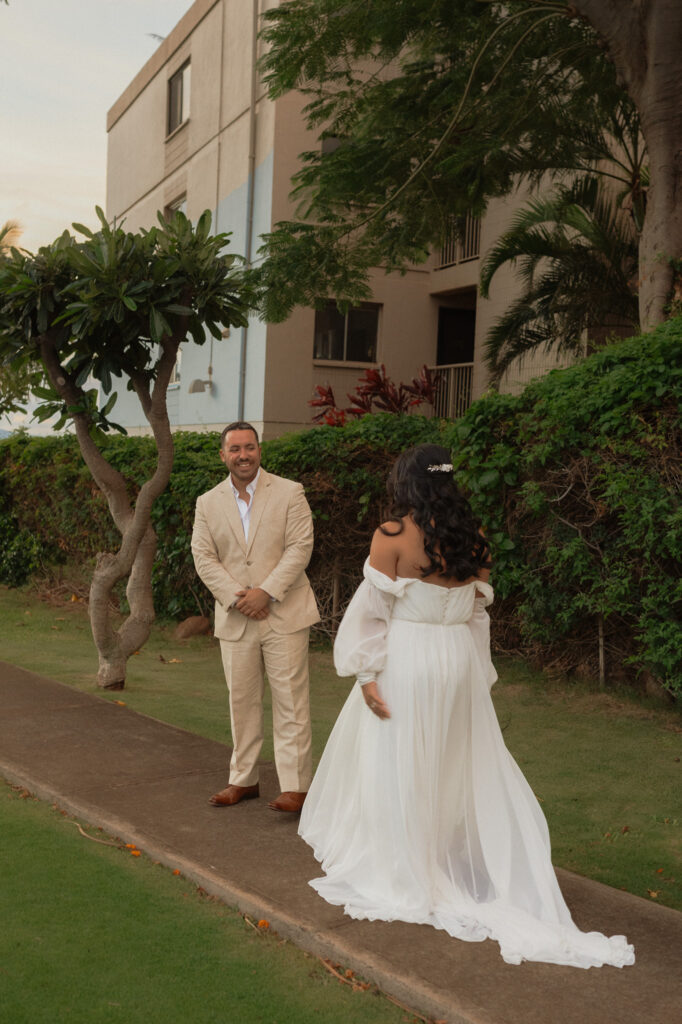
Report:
313,301,381,363
164,194,187,219
167,61,191,136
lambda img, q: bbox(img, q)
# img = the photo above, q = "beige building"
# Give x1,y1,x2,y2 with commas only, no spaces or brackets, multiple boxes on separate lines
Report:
106,0,570,440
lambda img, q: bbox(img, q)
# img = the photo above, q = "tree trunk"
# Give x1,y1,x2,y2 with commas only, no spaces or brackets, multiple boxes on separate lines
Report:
40,328,181,689
634,28,682,328
89,525,158,689
570,0,682,329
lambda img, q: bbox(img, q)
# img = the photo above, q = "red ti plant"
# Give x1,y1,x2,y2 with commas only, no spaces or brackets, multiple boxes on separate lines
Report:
310,383,348,425
310,364,441,424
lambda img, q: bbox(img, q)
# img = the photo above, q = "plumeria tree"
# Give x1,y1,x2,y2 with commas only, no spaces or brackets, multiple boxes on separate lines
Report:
0,209,252,689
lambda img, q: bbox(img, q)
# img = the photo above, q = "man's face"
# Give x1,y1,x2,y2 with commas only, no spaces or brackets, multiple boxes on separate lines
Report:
220,429,261,485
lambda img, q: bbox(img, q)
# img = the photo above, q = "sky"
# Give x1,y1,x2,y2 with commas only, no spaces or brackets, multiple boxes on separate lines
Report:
1,0,193,252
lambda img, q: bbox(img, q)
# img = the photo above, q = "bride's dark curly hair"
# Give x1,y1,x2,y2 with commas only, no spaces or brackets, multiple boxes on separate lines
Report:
380,443,491,580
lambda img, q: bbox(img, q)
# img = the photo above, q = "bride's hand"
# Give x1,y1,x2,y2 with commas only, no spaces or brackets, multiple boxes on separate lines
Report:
361,681,390,719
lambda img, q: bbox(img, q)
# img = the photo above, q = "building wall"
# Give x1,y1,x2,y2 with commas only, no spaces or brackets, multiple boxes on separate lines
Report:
261,88,443,436
103,0,578,443
106,0,277,435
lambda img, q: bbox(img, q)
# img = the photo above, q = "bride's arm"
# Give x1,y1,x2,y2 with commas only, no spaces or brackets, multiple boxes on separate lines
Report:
334,530,398,719
474,528,492,599
468,558,497,689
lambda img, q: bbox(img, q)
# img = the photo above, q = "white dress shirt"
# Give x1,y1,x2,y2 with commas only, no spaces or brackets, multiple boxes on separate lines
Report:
230,468,260,541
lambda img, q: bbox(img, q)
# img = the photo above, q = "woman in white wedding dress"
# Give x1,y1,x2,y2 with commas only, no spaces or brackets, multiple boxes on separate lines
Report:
299,444,634,969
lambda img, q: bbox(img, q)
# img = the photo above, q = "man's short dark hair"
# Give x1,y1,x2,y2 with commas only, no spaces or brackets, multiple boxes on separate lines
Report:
220,421,260,446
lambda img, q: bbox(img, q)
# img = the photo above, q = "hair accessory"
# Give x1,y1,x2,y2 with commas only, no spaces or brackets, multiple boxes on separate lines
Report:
427,463,453,473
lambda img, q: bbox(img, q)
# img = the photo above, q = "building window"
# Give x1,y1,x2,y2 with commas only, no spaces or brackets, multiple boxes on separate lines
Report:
167,61,191,135
313,302,380,363
165,194,187,218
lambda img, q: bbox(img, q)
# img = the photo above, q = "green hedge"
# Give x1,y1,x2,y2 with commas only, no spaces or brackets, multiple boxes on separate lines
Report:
444,319,682,696
1,319,680,695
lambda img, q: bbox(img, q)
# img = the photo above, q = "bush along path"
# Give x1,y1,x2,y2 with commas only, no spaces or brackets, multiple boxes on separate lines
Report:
0,318,680,696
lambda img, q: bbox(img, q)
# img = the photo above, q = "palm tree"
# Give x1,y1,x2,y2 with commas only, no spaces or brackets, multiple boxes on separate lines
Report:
0,219,22,253
0,220,36,417
480,176,640,383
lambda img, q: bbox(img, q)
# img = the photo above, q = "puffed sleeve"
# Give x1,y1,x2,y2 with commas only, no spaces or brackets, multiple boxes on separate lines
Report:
466,581,498,690
333,579,395,683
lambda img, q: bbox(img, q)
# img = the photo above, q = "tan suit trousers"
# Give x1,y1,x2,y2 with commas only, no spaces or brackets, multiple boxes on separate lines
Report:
219,618,312,792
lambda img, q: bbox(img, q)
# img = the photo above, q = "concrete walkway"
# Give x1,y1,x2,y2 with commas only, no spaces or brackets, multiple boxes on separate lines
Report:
1,660,680,1024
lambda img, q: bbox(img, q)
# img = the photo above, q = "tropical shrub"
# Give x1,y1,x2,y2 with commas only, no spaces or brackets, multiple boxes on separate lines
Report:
0,319,679,695
445,319,682,696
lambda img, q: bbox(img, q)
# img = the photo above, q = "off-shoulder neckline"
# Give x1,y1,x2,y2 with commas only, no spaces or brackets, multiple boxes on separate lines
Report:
364,558,480,591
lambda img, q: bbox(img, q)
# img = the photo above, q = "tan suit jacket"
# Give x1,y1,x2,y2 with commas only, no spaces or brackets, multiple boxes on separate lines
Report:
191,469,319,641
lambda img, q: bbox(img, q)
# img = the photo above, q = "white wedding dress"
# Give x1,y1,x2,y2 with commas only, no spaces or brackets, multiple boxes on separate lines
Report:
299,560,634,969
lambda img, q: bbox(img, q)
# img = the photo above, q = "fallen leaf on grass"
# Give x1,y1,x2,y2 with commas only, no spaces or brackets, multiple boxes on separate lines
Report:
168,658,182,664
172,869,181,876
647,889,660,899
621,825,631,834
158,654,166,663
656,868,664,874
114,700,126,706
130,849,141,857
258,919,269,930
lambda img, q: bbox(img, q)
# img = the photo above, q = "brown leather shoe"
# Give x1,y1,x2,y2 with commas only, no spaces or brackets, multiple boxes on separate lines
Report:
209,784,259,807
268,791,307,813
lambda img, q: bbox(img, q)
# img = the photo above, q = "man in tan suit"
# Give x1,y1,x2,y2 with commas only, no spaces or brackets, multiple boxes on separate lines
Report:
191,421,319,813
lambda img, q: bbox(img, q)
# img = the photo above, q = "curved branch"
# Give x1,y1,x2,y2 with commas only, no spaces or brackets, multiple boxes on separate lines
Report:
38,329,133,535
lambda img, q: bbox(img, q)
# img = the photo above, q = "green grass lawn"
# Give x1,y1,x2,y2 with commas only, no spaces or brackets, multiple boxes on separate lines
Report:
0,779,407,1024
1,583,681,917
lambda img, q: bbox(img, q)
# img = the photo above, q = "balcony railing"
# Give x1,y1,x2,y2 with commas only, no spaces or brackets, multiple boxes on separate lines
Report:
435,214,481,270
430,362,474,419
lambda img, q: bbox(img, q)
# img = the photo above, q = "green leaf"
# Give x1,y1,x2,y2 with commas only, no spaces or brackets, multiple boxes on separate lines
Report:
100,391,118,417
478,469,500,489
164,304,194,316
196,209,212,242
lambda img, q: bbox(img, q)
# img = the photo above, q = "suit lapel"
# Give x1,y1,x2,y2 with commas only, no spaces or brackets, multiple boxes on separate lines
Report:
221,478,247,553
245,470,271,556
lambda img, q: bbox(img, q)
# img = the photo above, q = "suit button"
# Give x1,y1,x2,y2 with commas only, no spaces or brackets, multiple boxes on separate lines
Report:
246,560,252,566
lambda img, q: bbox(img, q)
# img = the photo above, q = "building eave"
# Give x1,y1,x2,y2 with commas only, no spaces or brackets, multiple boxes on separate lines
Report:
106,0,221,132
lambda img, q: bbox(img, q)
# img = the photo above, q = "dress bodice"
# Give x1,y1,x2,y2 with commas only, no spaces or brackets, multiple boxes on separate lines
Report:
361,558,491,626
333,560,496,687
392,577,478,625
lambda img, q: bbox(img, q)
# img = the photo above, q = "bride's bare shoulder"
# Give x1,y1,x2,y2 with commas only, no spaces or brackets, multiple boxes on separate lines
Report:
369,520,406,579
